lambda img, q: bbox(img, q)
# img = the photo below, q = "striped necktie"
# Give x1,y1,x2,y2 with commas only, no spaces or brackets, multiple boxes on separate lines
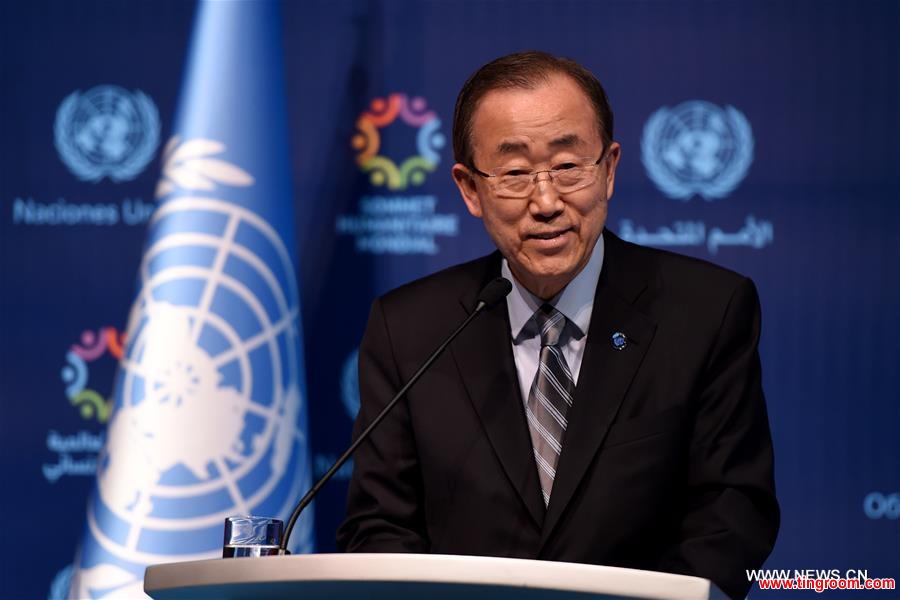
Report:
526,304,575,506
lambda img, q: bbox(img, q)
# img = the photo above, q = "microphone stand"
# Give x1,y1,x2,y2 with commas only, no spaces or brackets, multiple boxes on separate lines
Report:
278,277,511,553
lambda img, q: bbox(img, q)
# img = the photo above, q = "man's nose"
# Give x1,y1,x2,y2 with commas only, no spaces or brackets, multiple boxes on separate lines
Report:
530,172,563,216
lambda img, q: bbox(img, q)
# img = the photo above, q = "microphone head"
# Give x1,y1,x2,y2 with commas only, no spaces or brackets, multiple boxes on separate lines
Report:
476,277,513,310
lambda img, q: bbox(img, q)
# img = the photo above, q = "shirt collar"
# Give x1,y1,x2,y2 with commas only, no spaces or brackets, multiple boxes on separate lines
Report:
503,233,605,343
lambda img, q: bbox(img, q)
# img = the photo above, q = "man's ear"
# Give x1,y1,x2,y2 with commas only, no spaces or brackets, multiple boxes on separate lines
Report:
603,142,622,199
452,163,483,218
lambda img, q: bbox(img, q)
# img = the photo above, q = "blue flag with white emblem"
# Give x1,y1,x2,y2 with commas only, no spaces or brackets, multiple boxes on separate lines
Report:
69,1,314,596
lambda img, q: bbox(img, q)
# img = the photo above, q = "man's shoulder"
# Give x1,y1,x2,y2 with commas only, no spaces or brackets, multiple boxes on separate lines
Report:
604,231,758,317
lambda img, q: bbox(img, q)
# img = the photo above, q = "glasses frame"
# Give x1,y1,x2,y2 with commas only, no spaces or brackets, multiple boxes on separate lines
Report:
469,149,609,199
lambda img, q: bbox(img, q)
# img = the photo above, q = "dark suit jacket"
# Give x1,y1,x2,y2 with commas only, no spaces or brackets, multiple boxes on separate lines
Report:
337,230,779,599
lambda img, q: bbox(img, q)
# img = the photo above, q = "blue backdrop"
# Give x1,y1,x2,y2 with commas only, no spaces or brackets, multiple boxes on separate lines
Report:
1,1,897,598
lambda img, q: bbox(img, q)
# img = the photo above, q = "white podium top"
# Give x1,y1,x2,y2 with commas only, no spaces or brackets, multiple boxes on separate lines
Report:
144,553,727,599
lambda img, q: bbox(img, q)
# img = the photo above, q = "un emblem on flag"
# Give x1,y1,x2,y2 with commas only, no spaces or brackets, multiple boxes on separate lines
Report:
641,101,753,201
54,85,160,182
71,141,311,597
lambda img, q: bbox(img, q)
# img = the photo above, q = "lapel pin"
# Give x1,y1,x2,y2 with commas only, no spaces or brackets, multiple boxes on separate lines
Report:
611,332,627,350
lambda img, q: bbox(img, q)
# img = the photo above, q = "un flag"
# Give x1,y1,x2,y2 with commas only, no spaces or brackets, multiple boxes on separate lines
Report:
69,1,314,596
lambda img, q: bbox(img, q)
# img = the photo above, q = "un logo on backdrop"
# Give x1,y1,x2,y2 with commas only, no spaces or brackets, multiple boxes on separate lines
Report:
54,85,160,182
341,348,360,420
642,101,753,201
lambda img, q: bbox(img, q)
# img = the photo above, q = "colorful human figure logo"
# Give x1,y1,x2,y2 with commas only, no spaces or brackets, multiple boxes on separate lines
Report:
352,93,445,190
60,327,126,423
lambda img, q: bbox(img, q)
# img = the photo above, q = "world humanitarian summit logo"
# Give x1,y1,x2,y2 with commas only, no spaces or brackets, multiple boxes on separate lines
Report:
642,101,753,201
54,85,160,182
69,138,311,598
61,327,125,424
351,93,445,190
41,327,124,485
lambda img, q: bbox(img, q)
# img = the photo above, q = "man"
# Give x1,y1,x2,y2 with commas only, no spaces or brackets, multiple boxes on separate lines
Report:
337,51,778,599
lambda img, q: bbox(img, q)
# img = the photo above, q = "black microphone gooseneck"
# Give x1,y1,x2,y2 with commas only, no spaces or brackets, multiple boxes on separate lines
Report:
278,277,512,552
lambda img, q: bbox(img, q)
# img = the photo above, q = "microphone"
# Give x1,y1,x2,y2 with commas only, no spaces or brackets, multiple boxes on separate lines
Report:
475,276,513,310
278,277,512,552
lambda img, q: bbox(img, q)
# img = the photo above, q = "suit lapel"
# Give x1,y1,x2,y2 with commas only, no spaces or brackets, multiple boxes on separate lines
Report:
450,256,546,528
540,232,658,547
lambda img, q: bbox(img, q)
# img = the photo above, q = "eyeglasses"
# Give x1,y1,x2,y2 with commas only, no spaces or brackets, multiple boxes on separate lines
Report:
470,152,608,199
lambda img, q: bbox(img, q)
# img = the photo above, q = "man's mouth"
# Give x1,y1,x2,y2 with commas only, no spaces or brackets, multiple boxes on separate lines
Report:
530,228,570,240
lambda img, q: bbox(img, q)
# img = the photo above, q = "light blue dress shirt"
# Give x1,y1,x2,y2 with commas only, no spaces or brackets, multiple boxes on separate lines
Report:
502,234,605,404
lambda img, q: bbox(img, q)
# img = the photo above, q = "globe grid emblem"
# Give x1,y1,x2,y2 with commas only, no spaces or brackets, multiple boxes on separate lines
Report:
73,139,311,596
641,100,754,201
351,93,446,190
54,85,160,182
340,348,360,420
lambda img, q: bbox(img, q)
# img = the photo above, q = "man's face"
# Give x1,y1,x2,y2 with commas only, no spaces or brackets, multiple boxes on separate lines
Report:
452,73,621,300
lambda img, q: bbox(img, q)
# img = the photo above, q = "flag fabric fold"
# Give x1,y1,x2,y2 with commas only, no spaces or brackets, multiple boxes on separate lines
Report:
70,1,314,596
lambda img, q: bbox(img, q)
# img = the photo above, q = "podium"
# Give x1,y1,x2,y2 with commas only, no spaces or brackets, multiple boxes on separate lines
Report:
144,553,728,599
